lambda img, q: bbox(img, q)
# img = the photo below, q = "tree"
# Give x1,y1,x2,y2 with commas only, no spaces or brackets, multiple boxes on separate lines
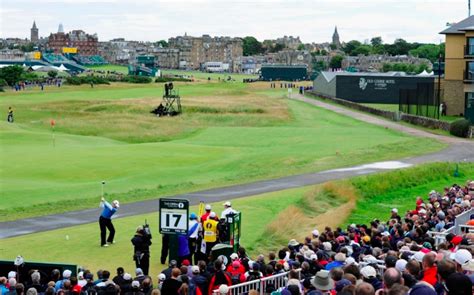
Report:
370,37,383,47
353,45,371,56
385,38,412,55
242,36,263,56
0,65,24,86
409,44,444,63
156,40,168,48
312,60,327,73
342,40,362,55
270,43,285,53
297,44,305,51
329,55,343,69
329,43,337,50
47,70,58,78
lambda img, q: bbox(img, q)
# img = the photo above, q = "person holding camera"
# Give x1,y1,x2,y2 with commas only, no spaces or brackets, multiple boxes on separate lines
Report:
131,225,152,275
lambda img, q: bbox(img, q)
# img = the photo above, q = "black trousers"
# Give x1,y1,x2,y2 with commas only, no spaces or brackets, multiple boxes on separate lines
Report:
99,216,115,246
135,253,150,275
161,234,169,264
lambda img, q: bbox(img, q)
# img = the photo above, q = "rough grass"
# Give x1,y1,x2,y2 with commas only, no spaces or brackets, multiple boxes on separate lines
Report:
251,182,357,254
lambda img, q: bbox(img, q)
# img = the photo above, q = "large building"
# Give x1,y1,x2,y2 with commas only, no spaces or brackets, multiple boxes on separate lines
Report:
168,34,243,71
30,21,39,43
48,24,98,55
440,15,474,121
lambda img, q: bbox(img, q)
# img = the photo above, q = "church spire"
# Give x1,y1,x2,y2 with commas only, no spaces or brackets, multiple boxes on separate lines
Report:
332,26,341,49
32,20,37,29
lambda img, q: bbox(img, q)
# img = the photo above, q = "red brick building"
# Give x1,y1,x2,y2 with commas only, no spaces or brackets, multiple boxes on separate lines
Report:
48,27,98,55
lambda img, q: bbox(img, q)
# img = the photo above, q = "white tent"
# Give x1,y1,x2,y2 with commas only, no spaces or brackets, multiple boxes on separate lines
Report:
58,64,69,72
417,70,434,77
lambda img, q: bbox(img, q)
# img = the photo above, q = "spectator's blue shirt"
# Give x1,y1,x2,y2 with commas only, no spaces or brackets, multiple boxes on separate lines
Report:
0,284,8,295
101,201,117,219
325,260,344,271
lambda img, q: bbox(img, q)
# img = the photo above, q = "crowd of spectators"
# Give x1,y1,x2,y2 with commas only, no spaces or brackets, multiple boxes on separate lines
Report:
1,180,473,295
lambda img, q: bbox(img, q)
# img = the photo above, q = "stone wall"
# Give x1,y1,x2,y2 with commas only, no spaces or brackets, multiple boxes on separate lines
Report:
444,80,465,116
307,91,456,134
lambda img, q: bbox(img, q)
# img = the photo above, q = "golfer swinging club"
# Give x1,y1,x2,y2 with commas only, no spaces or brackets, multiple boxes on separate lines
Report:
99,196,119,247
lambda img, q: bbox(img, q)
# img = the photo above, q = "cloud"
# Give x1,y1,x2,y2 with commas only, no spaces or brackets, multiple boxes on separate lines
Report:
0,0,468,43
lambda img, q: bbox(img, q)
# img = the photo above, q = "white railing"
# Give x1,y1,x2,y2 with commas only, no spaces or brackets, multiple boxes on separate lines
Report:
427,208,473,245
212,269,300,295
458,224,474,234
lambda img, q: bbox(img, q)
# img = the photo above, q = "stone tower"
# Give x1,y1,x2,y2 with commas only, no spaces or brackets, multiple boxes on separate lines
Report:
31,21,39,42
332,26,341,48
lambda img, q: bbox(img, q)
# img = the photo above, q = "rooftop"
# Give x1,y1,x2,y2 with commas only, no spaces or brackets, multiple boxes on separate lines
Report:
440,15,474,34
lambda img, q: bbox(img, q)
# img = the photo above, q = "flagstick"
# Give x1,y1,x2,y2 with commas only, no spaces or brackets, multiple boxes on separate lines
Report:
52,125,55,147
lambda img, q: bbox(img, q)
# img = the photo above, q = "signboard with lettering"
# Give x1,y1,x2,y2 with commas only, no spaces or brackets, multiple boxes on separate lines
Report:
336,75,434,104
62,47,78,54
159,198,189,234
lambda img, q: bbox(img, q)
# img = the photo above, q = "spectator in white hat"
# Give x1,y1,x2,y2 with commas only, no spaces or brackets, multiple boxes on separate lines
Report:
200,204,212,222
221,201,237,219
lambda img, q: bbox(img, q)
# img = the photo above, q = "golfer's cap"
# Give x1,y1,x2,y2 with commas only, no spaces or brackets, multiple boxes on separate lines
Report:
113,200,120,208
209,212,216,218
205,204,211,210
223,201,231,207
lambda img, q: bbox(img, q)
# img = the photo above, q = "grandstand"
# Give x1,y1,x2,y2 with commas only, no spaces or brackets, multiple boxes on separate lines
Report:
0,180,472,295
71,55,108,66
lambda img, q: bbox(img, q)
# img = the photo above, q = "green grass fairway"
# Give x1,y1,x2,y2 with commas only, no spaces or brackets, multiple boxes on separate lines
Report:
85,65,258,81
0,187,319,276
86,64,129,74
0,82,445,221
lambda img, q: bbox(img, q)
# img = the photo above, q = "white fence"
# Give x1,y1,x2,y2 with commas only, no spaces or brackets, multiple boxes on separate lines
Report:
427,208,473,245
212,269,300,295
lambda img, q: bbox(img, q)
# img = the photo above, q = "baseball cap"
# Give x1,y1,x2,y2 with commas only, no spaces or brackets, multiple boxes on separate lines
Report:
395,259,407,272
360,266,376,279
412,251,425,263
191,266,200,274
63,270,72,279
189,213,197,220
209,212,216,218
205,204,211,210
453,249,472,266
123,273,132,280
230,253,239,260
391,208,398,214
312,229,320,237
113,200,120,208
131,281,140,288
223,201,231,207
232,261,241,268
158,274,166,281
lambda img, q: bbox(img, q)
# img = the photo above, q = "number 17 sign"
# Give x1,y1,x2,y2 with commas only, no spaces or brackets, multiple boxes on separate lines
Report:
159,198,189,234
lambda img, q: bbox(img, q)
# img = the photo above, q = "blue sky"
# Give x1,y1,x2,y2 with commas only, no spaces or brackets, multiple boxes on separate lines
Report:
0,0,469,44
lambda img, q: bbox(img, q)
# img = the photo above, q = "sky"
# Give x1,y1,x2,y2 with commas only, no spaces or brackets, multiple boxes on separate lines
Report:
0,0,469,44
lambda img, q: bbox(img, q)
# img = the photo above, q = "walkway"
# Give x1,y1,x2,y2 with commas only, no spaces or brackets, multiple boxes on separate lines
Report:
1,95,472,239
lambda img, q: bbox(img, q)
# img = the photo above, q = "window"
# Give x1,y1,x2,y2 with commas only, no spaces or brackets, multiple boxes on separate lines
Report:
467,38,474,55
467,62,474,80
467,92,474,108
